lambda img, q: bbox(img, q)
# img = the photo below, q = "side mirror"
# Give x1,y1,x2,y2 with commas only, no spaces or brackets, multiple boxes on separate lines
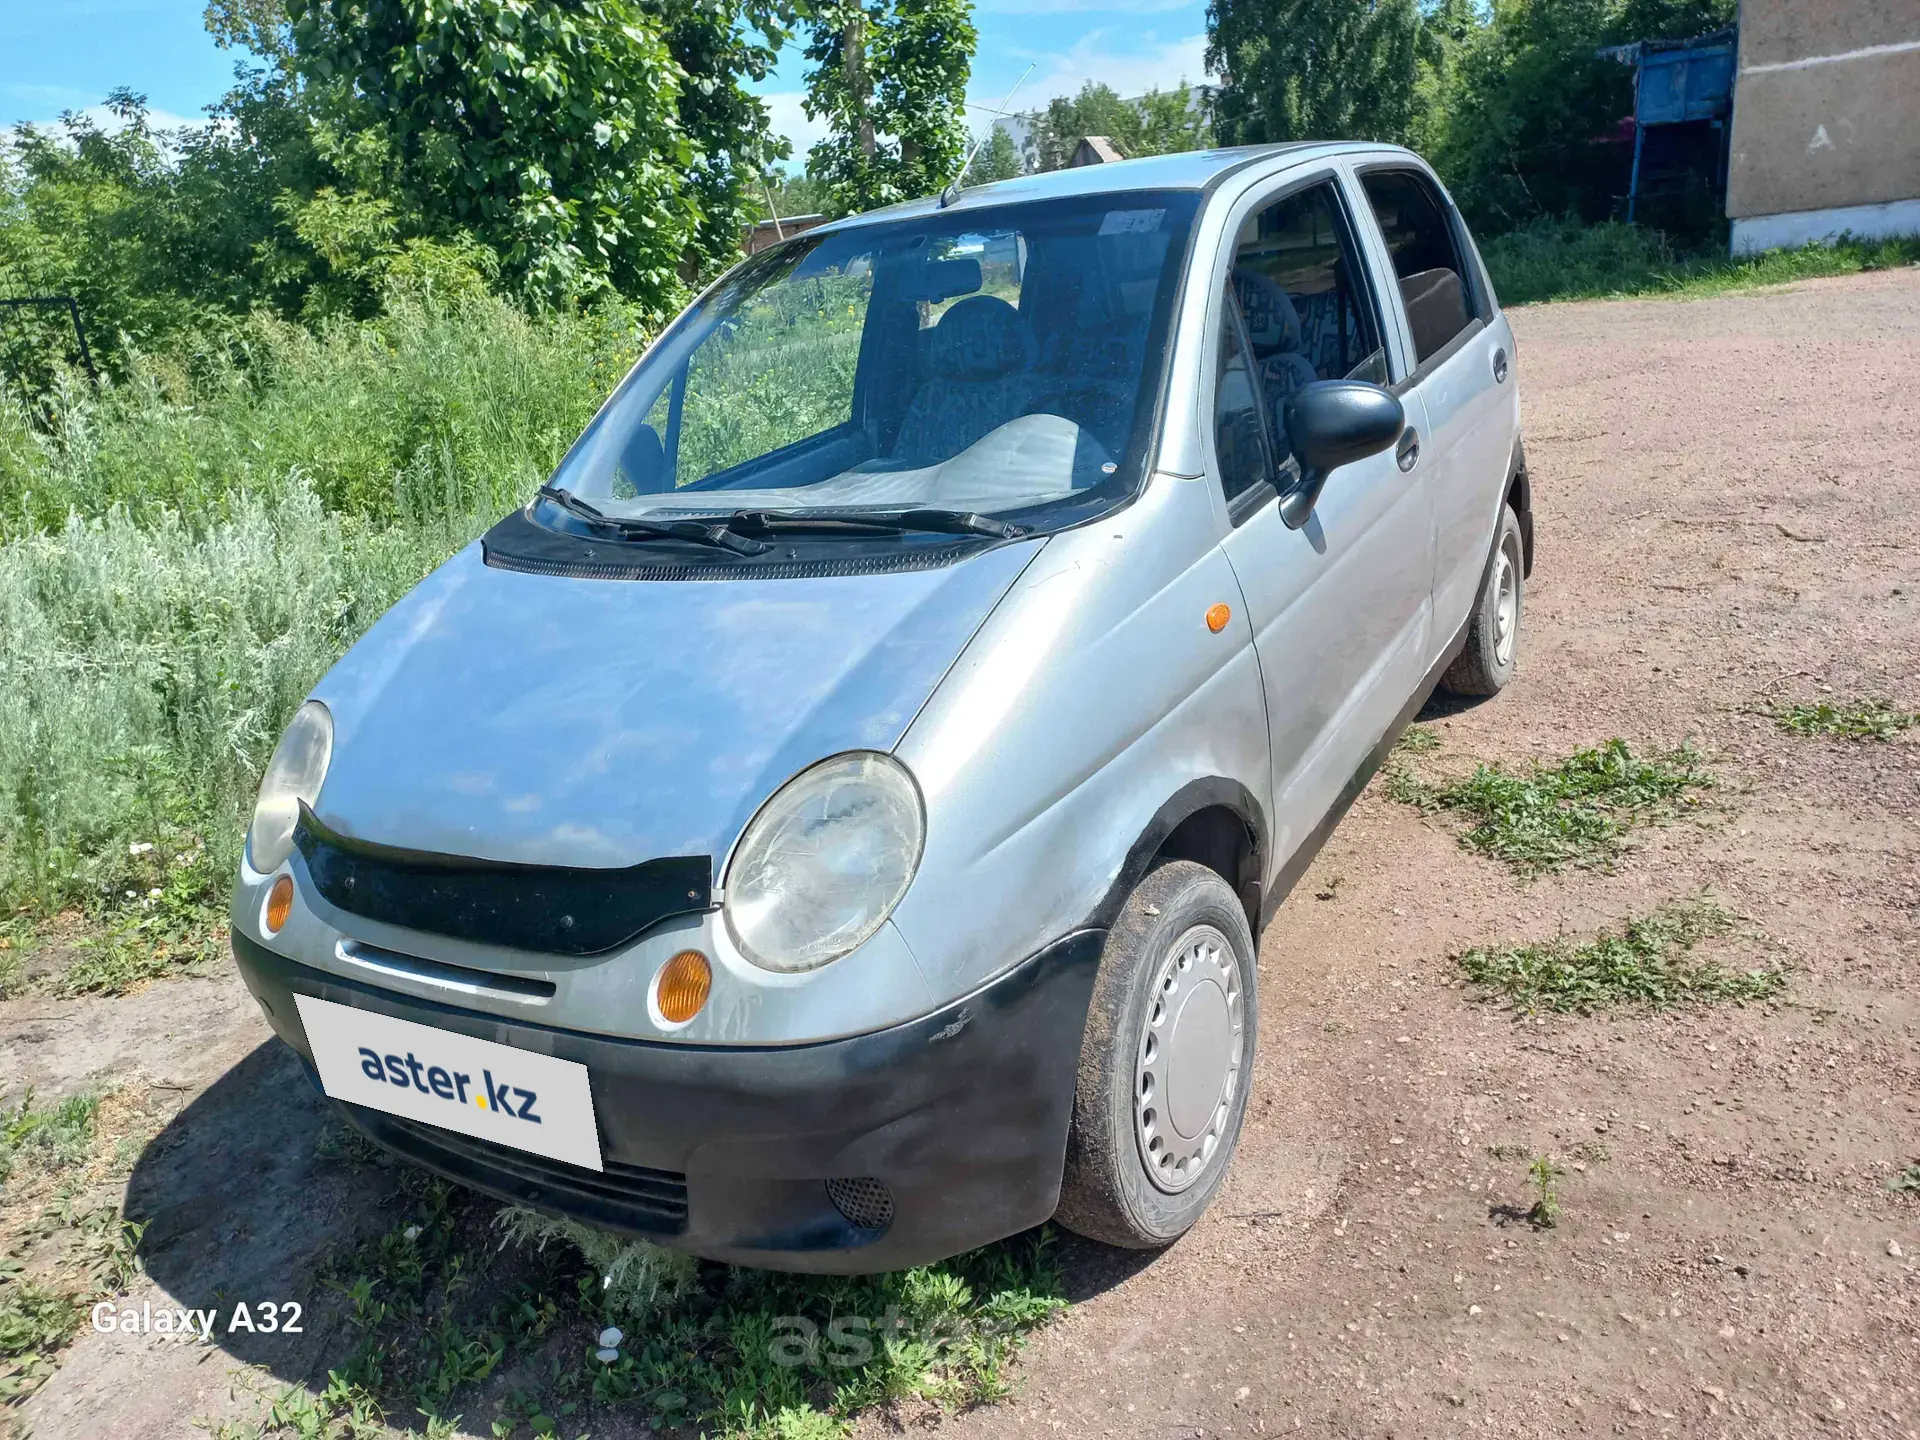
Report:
1277,381,1406,530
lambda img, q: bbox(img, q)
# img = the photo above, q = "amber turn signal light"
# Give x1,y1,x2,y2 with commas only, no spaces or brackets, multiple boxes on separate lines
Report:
264,874,294,934
1205,602,1232,633
655,949,712,1024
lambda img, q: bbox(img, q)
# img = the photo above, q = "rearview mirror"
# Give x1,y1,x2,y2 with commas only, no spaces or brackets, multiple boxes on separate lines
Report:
1277,381,1406,530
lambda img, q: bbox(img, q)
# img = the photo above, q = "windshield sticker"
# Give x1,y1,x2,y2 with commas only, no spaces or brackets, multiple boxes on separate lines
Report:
1099,209,1165,236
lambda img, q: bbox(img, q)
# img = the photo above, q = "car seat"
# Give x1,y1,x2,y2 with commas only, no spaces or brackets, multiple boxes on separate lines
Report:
1231,270,1320,459
891,296,1040,467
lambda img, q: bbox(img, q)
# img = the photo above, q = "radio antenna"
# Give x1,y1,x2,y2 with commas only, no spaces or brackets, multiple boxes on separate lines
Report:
940,63,1035,208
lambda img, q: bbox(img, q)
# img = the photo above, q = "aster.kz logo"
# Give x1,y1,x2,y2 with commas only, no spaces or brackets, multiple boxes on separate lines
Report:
356,1046,542,1122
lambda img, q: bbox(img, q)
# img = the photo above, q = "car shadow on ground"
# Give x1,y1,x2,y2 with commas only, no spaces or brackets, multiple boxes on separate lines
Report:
1415,687,1493,722
128,1037,1150,1393
125,1039,399,1382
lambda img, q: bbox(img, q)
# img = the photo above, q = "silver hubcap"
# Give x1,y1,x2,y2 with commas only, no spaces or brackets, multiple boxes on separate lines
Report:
1492,535,1520,668
1134,924,1245,1194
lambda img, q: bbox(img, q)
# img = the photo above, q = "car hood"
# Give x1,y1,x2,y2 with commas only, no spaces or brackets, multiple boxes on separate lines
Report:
309,539,1042,871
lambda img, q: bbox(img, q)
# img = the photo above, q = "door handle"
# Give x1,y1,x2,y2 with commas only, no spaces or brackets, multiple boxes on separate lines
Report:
1396,427,1420,473
1492,347,1509,384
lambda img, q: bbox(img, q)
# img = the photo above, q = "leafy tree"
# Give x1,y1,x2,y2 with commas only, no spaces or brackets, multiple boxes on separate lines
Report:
0,92,288,380
965,124,1023,184
1428,0,1736,231
802,0,975,215
1206,0,1433,147
1023,81,1209,172
282,0,700,310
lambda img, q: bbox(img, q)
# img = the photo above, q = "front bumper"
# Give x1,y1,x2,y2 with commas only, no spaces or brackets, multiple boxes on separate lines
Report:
232,927,1103,1273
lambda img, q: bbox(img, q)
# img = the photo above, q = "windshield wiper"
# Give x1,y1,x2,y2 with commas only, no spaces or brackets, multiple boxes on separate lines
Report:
536,485,771,556
723,508,1029,541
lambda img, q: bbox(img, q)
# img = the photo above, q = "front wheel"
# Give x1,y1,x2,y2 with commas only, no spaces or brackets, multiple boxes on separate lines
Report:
1054,860,1258,1249
1442,502,1525,697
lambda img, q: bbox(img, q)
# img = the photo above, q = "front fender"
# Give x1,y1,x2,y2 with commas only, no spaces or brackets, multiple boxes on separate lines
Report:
890,469,1272,999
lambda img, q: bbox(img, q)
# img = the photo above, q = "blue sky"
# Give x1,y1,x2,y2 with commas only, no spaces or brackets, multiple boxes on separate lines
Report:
3,0,1212,161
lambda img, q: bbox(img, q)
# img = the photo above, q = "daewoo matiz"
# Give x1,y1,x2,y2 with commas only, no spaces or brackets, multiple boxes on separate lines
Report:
231,142,1531,1272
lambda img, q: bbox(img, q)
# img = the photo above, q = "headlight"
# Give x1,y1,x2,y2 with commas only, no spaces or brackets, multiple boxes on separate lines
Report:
247,700,333,873
724,752,925,973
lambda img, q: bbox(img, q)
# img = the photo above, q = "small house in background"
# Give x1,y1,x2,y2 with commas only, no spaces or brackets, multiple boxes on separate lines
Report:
1724,0,1920,254
1067,137,1126,168
742,213,827,256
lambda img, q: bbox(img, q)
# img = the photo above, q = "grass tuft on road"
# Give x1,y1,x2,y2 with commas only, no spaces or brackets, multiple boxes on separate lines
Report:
1386,738,1712,875
0,1091,99,1188
1457,899,1784,1015
263,1173,1068,1439
1482,222,1920,306
1772,697,1918,742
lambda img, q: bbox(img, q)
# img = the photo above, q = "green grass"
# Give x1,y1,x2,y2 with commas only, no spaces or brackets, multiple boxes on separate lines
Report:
1386,737,1713,875
1457,898,1785,1014
1395,722,1441,755
246,1173,1067,1439
0,293,643,536
0,1090,99,1188
1772,697,1919,742
1481,220,1920,307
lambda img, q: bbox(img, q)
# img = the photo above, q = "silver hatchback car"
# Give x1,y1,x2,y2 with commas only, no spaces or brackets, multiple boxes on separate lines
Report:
231,142,1529,1273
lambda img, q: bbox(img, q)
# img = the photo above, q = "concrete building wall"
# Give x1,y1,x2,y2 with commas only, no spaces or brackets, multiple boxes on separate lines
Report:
1726,0,1920,253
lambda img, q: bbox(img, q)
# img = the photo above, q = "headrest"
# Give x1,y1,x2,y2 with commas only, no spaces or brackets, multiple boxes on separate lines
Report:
1231,269,1302,356
927,295,1038,381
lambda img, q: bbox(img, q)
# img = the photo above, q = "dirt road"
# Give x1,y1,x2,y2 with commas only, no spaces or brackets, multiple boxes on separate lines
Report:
7,267,1918,1438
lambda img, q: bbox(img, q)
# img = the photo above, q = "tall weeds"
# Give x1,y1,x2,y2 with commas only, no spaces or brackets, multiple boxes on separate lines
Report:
0,292,645,535
0,481,470,913
0,292,650,922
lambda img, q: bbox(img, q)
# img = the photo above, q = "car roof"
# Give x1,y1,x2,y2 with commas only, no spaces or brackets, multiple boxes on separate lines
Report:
813,141,1402,234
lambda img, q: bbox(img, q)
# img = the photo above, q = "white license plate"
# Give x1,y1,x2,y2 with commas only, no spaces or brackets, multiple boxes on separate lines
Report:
296,995,604,1172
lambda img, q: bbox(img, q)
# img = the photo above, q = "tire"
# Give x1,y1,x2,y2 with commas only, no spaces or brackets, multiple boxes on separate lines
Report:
1441,502,1525,698
1055,860,1259,1249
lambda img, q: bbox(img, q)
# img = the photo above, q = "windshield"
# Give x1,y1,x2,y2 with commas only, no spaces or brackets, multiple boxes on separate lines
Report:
548,191,1200,524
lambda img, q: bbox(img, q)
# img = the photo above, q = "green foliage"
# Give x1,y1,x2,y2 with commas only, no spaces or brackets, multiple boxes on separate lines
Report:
1772,697,1920,743
1394,723,1441,755
285,0,700,310
300,1178,1066,1437
1457,898,1786,1013
1480,221,1920,305
966,126,1024,185
0,479,463,917
1526,1155,1562,1228
802,0,975,215
1207,0,1434,147
1386,737,1713,875
1890,1164,1920,1196
0,293,643,533
1424,0,1736,233
1023,81,1210,173
0,1091,100,1188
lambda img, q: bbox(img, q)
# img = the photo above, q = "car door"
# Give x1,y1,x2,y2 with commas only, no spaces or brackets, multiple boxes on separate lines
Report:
1354,165,1515,653
1207,172,1436,874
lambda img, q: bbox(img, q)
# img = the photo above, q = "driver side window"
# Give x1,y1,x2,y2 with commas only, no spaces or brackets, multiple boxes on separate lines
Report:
1227,180,1386,469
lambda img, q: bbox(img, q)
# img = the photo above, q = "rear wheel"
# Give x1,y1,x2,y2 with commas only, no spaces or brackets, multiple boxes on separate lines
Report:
1055,860,1258,1248
1442,502,1525,697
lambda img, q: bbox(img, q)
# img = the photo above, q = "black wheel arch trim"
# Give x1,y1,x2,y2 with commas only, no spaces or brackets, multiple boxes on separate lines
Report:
1089,776,1268,937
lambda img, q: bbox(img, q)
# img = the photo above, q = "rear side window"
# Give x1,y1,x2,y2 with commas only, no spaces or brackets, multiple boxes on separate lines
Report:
1360,170,1475,366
